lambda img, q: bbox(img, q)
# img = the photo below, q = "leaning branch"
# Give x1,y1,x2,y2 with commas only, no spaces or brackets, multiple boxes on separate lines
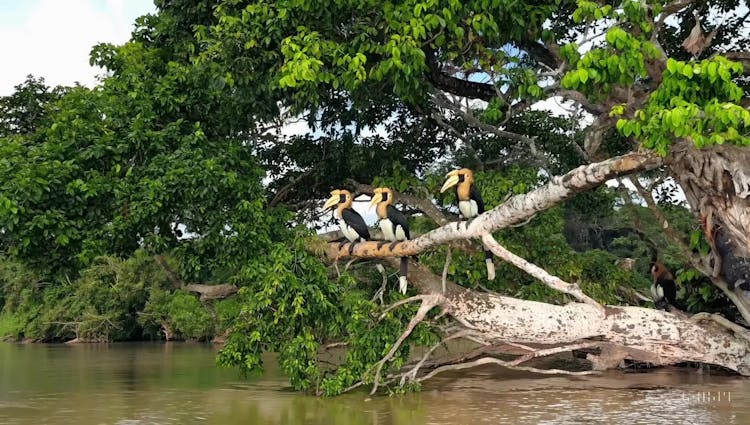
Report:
480,234,605,315
347,181,450,226
325,152,663,259
154,254,238,301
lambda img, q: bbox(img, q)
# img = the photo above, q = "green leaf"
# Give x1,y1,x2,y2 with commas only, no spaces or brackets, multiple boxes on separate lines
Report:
666,58,679,74
578,68,589,83
682,64,693,78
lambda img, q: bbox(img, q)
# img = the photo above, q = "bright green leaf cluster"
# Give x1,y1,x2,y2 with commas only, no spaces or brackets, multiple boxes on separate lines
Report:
562,27,660,96
618,56,749,154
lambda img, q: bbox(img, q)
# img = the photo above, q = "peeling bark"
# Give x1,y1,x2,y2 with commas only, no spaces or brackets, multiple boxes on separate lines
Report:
413,261,750,376
668,140,750,315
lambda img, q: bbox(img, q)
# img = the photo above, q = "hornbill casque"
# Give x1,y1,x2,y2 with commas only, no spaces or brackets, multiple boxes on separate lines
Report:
650,261,680,311
370,187,411,294
440,168,496,280
323,189,370,255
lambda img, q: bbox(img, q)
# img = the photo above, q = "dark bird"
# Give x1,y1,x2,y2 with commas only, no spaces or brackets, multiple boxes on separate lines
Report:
440,168,495,280
371,187,410,294
650,261,679,311
323,189,370,255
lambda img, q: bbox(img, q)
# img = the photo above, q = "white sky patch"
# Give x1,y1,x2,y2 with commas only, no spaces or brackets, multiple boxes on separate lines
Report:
0,0,155,95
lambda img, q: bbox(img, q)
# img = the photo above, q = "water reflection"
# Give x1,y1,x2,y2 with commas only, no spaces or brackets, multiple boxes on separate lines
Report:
1,343,748,424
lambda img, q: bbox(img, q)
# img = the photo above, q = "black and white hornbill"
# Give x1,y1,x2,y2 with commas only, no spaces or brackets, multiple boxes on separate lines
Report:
440,168,496,280
650,261,679,311
370,187,410,294
323,189,370,254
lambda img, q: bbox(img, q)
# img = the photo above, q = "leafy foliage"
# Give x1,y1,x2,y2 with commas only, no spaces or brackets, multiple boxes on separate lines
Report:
1,0,748,395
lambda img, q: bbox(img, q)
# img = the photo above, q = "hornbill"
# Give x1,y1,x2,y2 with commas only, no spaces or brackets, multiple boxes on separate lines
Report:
323,189,370,255
650,261,680,311
440,168,496,280
370,187,411,294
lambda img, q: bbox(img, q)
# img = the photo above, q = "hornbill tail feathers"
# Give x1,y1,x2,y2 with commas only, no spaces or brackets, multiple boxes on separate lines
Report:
399,257,409,294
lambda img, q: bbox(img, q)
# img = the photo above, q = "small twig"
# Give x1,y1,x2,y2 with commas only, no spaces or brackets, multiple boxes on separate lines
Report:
503,341,536,352
400,329,480,385
372,264,388,304
431,91,550,167
333,260,341,278
268,169,313,207
507,342,600,367
343,258,358,272
341,381,364,394
379,295,435,319
627,177,694,262
370,297,441,395
441,248,452,293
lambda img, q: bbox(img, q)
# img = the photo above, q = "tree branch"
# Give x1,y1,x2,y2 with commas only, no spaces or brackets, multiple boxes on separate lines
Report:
432,91,551,166
348,181,449,226
416,356,599,383
370,296,441,395
424,46,498,101
325,152,663,259
480,234,606,316
153,255,238,301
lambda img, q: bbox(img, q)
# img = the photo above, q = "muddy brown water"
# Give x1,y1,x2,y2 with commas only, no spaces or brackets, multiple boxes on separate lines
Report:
1,342,749,424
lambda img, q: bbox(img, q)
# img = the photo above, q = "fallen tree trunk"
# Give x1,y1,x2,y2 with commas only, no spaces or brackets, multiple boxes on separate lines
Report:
445,281,750,374
392,260,750,380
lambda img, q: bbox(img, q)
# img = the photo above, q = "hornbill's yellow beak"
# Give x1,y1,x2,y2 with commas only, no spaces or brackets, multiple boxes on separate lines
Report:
323,190,341,210
369,189,383,209
440,170,460,193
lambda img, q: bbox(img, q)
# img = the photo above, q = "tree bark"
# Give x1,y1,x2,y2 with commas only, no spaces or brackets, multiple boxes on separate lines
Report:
410,259,750,375
667,140,750,316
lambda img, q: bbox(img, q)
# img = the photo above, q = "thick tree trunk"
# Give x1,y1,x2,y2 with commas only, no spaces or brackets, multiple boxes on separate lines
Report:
668,141,750,317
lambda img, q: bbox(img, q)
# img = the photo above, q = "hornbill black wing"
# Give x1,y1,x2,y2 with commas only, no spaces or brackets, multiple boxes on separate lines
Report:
657,278,677,306
470,184,485,214
341,208,370,240
387,204,410,240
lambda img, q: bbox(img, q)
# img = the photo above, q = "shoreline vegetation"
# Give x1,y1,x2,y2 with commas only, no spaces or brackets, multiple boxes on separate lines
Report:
0,251,237,345
2,0,750,397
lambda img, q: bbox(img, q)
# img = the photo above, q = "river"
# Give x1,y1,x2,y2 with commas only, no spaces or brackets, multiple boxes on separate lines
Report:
1,342,748,424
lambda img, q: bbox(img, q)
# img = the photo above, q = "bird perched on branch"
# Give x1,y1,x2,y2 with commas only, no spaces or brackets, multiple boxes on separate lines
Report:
371,187,410,294
650,260,680,311
440,168,496,280
323,189,370,255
